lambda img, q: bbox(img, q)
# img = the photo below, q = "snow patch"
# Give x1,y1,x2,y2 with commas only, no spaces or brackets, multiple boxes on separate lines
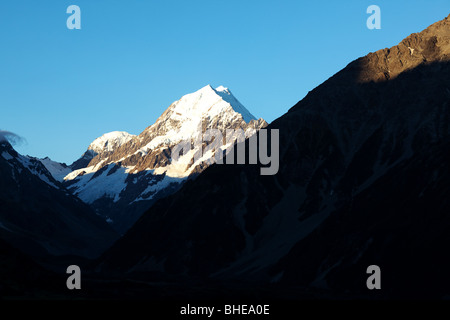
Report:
68,164,129,204
1,151,14,160
17,155,59,189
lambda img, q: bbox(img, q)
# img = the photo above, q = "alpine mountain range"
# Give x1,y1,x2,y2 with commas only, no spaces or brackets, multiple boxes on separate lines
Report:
1,14,450,299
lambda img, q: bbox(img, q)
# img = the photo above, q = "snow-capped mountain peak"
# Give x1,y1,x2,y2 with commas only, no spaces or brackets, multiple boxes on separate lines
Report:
165,85,256,124
63,85,267,232
88,131,136,153
213,86,255,123
137,85,262,155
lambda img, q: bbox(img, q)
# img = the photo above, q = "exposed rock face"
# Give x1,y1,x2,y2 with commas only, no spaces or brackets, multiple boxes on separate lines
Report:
64,85,267,232
355,16,450,83
97,14,450,298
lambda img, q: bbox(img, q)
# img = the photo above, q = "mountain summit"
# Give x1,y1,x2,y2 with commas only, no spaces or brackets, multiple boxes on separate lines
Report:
88,131,136,154
157,85,256,126
63,85,267,232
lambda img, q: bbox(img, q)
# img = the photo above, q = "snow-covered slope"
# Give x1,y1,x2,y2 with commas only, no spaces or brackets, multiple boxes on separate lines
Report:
215,85,255,123
88,131,135,154
0,146,62,189
70,131,135,171
155,85,256,136
38,157,72,182
64,85,267,232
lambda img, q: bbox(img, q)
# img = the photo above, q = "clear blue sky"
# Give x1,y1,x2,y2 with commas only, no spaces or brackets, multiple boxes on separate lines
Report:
1,0,448,164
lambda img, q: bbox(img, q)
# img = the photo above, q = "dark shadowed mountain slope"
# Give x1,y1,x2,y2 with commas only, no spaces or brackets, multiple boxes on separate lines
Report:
97,14,450,298
0,141,118,259
0,237,66,298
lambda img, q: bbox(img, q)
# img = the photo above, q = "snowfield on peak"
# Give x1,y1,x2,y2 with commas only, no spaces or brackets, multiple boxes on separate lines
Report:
167,85,256,124
88,131,136,153
38,157,72,182
138,85,259,153
213,85,256,123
